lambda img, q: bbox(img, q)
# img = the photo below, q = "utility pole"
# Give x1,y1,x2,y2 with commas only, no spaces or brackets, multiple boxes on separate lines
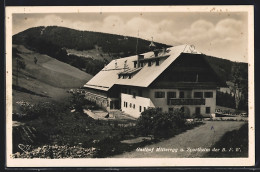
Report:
16,58,19,86
135,30,139,55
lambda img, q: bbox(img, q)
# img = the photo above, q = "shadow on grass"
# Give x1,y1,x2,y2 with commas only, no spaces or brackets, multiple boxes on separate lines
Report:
205,123,248,157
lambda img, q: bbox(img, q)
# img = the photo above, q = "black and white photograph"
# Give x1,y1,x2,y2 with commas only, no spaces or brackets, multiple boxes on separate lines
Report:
5,6,254,167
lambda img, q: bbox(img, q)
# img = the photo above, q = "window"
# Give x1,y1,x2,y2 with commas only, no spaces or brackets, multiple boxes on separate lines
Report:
156,59,160,66
139,106,142,112
144,107,146,111
168,92,176,98
133,104,135,109
134,61,137,68
133,92,136,98
194,92,203,98
179,91,184,98
128,75,132,79
195,107,201,114
204,92,213,98
148,61,152,67
169,108,174,113
123,101,126,107
140,62,144,67
155,91,165,98
125,102,128,108
206,107,211,114
130,103,132,108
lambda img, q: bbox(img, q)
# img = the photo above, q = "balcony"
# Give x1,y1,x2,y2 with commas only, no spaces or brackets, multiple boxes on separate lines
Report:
168,98,205,105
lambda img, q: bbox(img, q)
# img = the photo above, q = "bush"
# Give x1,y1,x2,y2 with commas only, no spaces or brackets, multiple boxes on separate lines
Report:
13,145,96,158
94,136,121,158
136,108,186,138
14,102,58,120
206,123,248,157
71,94,87,113
192,113,204,121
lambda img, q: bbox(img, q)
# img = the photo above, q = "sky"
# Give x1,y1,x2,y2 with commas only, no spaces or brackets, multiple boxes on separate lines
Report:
13,12,248,62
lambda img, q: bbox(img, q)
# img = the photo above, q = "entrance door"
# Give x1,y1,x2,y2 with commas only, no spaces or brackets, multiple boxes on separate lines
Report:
180,106,191,118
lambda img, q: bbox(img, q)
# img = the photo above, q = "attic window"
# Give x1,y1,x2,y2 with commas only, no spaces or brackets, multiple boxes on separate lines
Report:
156,59,160,66
134,61,137,68
148,61,152,67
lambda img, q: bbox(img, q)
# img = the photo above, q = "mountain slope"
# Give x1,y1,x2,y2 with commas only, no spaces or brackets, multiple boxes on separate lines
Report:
12,45,92,112
13,26,170,55
203,55,248,82
13,26,170,75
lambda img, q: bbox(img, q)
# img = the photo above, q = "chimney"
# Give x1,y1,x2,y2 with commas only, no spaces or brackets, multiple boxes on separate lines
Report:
115,60,118,69
162,47,166,54
153,49,159,57
124,60,128,71
149,41,156,51
149,37,158,57
137,55,144,67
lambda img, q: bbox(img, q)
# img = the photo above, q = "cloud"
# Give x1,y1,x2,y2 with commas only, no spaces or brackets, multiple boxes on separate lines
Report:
13,14,248,62
170,18,247,62
215,18,243,38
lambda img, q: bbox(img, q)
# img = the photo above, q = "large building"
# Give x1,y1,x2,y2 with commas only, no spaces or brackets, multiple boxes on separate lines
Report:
83,44,226,118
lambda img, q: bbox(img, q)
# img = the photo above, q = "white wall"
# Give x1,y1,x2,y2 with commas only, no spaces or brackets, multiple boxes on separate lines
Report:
121,93,155,118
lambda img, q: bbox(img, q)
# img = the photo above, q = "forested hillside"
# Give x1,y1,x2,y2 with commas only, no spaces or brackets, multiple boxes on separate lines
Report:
203,55,248,82
203,55,248,111
13,26,170,75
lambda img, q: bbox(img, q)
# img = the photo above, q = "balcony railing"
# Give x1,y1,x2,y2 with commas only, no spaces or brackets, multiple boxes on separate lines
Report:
168,98,205,105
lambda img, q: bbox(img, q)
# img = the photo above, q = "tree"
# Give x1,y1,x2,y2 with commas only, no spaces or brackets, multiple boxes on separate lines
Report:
230,65,243,109
71,94,85,113
136,108,186,138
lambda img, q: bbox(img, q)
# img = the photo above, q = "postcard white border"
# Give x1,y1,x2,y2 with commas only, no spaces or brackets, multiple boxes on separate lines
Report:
5,5,255,167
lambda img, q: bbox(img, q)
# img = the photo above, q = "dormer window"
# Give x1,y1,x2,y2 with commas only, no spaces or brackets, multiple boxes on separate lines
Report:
134,61,137,68
156,59,160,66
118,67,142,79
154,50,159,57
148,61,152,67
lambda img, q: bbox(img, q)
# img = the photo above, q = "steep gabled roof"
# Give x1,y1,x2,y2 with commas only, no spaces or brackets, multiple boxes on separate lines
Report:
84,44,201,91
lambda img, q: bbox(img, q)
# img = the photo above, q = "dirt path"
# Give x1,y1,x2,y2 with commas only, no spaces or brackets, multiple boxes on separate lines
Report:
113,121,246,158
